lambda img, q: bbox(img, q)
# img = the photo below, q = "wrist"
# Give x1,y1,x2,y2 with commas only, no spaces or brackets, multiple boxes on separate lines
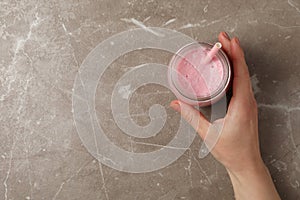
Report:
226,158,267,179
226,160,281,200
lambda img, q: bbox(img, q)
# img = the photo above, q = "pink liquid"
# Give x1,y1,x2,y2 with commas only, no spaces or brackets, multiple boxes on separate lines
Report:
175,47,224,98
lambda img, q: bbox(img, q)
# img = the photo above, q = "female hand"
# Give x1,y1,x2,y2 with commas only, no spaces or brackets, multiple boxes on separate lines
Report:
170,32,281,200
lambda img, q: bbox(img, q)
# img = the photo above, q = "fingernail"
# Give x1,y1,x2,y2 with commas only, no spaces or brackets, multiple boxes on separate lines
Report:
222,32,230,39
170,100,180,112
234,37,240,46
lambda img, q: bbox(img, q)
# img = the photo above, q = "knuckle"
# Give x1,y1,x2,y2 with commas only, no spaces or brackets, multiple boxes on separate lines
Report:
252,99,258,108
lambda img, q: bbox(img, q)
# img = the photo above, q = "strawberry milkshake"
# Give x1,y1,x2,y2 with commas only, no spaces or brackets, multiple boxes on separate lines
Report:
168,42,231,106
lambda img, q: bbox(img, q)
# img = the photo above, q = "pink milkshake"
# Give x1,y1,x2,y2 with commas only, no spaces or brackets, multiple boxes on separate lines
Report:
168,42,231,106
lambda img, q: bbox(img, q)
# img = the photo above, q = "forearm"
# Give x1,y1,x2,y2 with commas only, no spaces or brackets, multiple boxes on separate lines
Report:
227,161,281,200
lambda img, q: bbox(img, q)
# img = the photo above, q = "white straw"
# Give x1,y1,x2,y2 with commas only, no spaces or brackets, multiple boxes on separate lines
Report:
202,42,222,64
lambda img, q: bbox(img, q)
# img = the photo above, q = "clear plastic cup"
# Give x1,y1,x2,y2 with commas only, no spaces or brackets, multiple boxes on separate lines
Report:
168,42,232,106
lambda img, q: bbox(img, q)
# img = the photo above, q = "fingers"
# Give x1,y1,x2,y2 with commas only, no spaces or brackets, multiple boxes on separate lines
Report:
219,32,252,98
230,37,253,98
219,32,250,80
170,100,211,139
218,32,231,56
230,38,249,79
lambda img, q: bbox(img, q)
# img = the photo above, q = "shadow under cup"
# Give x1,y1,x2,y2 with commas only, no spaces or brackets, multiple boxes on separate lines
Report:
168,42,232,107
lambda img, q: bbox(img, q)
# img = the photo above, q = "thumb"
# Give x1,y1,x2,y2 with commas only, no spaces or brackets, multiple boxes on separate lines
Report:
170,100,211,139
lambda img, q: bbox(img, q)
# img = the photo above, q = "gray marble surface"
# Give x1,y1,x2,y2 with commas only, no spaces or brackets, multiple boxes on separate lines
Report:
1,0,300,199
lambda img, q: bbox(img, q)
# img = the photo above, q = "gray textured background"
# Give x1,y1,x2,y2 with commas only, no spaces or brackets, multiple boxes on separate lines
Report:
0,0,300,199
